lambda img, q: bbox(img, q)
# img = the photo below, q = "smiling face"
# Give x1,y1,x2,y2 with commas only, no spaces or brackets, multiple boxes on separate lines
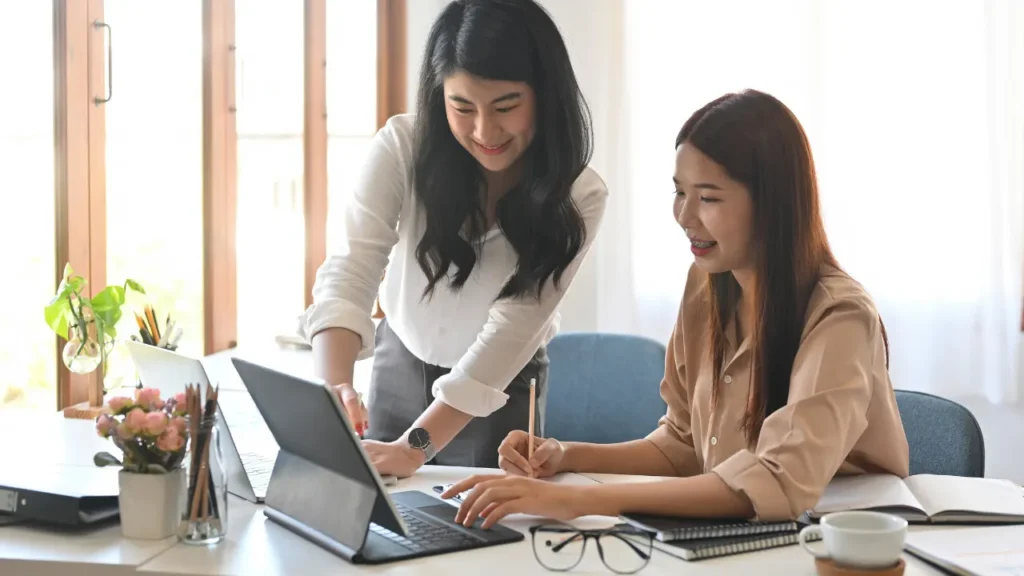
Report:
673,141,755,275
443,70,537,174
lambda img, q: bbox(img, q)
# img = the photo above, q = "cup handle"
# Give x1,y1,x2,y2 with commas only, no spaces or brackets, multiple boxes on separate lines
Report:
798,525,828,559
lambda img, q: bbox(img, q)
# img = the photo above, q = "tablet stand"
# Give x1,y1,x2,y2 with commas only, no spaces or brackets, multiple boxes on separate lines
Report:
261,449,390,562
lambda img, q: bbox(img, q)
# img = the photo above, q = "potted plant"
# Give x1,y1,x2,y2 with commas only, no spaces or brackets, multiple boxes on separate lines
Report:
94,387,189,540
43,262,145,380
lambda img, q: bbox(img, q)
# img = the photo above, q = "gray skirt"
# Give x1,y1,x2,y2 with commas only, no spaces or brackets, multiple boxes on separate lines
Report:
364,318,548,468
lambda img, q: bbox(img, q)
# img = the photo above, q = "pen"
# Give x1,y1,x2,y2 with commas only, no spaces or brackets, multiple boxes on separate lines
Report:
528,377,536,474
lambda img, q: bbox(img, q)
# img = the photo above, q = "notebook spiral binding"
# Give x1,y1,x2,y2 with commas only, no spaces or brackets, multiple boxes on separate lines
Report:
691,532,804,560
666,520,796,541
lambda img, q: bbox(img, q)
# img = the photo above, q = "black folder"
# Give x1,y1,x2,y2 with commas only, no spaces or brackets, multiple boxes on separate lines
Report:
0,464,120,526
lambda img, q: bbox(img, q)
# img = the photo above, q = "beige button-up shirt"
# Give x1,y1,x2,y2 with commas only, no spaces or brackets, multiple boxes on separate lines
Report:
647,264,910,521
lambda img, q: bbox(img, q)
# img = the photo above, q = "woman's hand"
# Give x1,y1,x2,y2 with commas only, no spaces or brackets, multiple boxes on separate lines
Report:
441,474,587,529
498,430,565,478
330,383,368,436
361,439,426,478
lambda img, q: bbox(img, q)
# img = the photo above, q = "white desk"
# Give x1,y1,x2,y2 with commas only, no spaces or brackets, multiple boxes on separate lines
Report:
0,351,953,575
0,441,952,576
60,465,947,576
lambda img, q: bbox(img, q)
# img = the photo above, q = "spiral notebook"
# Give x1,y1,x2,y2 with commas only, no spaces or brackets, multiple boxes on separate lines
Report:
650,530,817,561
618,513,799,542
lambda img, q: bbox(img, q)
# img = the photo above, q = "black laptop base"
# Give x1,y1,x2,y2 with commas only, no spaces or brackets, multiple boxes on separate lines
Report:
265,490,524,564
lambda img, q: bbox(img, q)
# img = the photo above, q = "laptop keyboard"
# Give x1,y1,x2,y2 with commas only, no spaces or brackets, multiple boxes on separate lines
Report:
239,451,275,494
370,502,479,552
218,390,279,497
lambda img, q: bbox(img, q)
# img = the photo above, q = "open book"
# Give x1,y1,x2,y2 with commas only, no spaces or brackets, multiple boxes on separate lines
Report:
809,474,1024,523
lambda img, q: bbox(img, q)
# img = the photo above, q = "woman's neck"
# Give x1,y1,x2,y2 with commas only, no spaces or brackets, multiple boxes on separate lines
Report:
481,162,522,227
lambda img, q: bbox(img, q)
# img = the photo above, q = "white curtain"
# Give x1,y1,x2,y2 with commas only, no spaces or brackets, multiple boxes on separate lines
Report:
595,0,1024,403
403,0,1024,404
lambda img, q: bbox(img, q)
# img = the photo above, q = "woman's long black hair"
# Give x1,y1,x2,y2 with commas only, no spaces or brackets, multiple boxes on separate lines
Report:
412,0,593,301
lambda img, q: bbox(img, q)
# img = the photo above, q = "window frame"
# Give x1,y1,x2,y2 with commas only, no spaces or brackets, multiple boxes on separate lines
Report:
50,0,406,410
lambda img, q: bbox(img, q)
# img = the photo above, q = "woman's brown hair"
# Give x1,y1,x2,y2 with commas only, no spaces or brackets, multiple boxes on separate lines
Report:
676,90,881,445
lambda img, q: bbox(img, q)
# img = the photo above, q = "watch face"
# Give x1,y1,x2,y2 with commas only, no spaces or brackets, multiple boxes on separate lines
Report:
409,428,430,449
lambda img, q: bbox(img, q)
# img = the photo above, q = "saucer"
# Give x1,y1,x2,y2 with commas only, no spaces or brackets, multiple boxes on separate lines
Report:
815,557,905,576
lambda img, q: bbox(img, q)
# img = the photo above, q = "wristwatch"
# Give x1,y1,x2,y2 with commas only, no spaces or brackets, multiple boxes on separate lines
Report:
407,427,437,462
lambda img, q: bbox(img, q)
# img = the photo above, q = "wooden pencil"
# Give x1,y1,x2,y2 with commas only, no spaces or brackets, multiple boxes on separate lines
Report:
528,378,536,467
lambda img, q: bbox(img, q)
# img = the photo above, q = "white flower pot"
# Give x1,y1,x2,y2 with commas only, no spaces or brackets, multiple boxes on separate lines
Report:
118,468,186,540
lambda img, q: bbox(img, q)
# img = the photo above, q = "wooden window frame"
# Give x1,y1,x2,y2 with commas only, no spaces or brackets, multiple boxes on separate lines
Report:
203,0,237,356
304,0,328,311
51,0,405,410
377,0,407,131
54,0,106,411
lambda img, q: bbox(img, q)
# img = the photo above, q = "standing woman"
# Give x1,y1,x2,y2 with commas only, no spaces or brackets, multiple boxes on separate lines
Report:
442,89,909,527
297,0,607,477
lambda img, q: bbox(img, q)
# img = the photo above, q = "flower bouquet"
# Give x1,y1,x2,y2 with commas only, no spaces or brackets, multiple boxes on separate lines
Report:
94,388,190,539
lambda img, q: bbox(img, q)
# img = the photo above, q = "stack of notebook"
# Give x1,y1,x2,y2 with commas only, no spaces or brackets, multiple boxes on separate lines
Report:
616,513,816,561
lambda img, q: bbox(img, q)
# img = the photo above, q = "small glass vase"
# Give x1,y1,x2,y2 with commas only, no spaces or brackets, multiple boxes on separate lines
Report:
178,412,228,544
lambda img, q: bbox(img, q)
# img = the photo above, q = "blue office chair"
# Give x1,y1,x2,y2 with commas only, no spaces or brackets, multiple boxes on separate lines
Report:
894,390,985,477
544,332,668,444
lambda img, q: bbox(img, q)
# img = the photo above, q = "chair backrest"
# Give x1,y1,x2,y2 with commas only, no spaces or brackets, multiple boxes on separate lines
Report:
894,390,985,477
544,332,668,444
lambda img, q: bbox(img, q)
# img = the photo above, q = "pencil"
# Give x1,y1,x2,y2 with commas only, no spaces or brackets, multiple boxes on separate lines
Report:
145,305,161,342
528,378,536,468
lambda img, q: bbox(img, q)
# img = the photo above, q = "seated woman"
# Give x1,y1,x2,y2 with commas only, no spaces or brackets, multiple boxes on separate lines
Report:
442,89,910,529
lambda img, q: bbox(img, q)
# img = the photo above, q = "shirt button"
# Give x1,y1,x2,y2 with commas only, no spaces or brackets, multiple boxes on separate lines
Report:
723,375,733,384
710,436,718,446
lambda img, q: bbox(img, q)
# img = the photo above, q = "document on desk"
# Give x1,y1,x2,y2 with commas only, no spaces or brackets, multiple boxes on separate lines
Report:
905,525,1024,576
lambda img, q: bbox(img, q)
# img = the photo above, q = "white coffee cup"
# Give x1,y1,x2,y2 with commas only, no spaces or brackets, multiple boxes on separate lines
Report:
798,511,908,569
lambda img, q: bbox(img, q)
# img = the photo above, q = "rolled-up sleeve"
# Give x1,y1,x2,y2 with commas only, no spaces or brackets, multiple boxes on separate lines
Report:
431,175,608,417
645,321,702,477
712,300,877,520
296,120,407,359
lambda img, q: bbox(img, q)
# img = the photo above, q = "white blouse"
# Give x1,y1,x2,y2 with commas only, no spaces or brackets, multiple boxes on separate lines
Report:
297,114,608,418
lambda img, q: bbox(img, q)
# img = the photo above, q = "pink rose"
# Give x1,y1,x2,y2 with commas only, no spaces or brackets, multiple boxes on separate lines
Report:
95,414,115,438
172,393,187,414
156,428,185,452
107,396,133,413
124,408,148,434
143,412,168,436
116,422,134,440
169,416,187,436
135,388,164,411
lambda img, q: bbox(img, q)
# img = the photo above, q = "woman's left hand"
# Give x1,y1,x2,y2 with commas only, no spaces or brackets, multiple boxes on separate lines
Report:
441,474,586,529
361,439,426,478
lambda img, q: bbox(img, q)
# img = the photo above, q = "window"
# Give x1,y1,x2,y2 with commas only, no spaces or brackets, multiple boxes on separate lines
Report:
326,1,379,253
0,0,405,412
104,1,205,390
0,1,56,410
234,2,307,348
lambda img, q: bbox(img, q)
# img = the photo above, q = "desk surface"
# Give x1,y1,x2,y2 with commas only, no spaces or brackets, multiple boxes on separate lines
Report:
1,347,951,575
2,462,949,575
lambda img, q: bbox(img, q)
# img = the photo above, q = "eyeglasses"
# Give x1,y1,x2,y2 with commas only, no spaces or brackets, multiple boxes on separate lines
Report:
529,524,654,574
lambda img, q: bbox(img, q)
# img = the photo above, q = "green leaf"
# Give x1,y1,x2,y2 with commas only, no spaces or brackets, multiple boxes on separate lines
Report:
47,275,83,307
63,262,73,280
44,299,71,336
91,286,125,312
99,310,121,338
124,279,146,295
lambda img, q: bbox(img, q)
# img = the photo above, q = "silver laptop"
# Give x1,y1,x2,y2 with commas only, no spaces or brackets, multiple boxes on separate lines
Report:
124,341,279,503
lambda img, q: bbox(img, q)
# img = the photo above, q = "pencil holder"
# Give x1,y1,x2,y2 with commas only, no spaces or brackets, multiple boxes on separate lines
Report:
178,411,228,545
